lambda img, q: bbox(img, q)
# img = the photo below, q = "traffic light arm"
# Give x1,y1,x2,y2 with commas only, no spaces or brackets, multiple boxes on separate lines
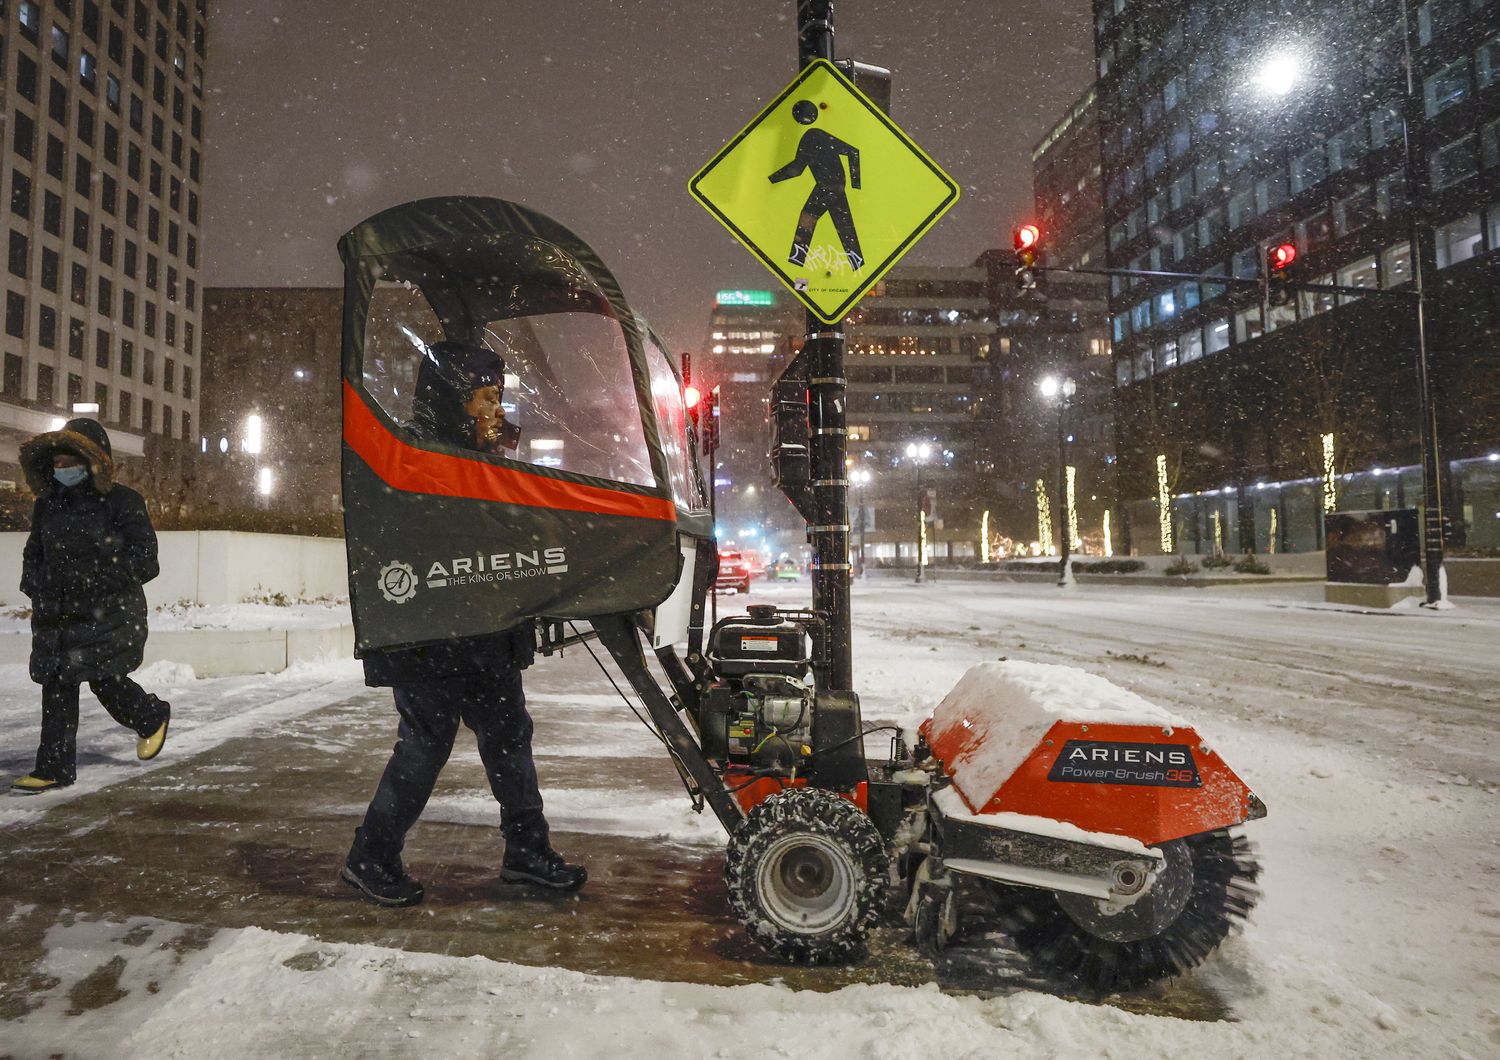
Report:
1035,264,1418,301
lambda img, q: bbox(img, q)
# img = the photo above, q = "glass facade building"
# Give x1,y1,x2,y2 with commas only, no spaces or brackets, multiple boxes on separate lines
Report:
1094,0,1500,552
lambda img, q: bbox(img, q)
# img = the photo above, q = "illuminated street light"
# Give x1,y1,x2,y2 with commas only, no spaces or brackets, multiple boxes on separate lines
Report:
1251,52,1302,96
905,445,932,583
1038,375,1077,587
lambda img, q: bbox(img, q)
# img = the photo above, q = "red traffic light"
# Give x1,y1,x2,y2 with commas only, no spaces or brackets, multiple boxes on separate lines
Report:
1268,242,1297,271
684,385,702,409
1014,224,1041,252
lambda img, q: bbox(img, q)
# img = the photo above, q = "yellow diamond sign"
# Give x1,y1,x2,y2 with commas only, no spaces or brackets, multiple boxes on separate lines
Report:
690,59,960,323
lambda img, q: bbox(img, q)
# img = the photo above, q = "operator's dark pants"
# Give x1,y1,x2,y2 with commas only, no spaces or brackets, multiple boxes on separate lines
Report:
34,676,169,785
353,668,547,867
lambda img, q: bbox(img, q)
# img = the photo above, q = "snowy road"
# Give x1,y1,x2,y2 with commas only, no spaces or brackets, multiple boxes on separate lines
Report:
1,579,1498,1057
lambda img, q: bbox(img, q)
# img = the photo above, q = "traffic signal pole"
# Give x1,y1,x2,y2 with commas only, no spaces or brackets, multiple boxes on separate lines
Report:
798,0,854,691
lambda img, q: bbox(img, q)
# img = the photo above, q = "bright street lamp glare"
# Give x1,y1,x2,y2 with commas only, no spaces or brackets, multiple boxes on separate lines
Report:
1254,53,1300,96
918,443,931,459
1039,376,1060,398
905,443,917,457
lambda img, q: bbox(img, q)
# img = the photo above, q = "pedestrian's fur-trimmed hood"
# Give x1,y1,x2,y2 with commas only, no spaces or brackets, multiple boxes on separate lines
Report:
20,429,115,496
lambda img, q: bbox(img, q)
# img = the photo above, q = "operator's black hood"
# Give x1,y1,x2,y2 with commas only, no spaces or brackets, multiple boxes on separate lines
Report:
412,340,505,447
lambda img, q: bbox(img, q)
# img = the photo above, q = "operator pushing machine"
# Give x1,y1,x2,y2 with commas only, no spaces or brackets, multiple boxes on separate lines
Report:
339,194,1265,990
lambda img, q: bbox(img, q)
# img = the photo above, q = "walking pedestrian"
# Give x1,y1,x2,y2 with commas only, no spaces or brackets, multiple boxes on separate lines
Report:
342,340,586,907
11,419,169,794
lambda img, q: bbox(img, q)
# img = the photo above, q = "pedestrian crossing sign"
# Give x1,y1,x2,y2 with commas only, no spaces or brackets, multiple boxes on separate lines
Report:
689,59,960,324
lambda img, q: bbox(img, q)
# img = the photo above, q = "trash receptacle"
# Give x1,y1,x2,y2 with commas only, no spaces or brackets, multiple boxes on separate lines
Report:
1324,508,1421,606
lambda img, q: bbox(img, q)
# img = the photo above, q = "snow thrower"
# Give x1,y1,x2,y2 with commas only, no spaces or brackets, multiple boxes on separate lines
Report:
339,196,1265,991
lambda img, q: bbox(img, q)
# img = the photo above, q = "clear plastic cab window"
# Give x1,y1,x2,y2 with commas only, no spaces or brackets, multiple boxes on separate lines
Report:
361,263,654,490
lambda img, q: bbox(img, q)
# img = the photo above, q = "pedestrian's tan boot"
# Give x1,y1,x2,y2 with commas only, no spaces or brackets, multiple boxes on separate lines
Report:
137,720,169,761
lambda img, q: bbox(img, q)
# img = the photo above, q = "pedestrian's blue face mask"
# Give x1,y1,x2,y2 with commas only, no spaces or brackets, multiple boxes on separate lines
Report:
53,465,89,488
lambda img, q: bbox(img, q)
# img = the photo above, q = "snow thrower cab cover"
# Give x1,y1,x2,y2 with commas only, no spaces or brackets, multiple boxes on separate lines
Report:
920,662,1258,846
339,197,709,652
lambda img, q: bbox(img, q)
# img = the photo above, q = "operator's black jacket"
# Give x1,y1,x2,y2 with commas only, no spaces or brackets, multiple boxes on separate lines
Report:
19,420,159,684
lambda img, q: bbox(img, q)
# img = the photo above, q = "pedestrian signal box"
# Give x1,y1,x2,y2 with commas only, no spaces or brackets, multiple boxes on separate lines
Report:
689,59,959,323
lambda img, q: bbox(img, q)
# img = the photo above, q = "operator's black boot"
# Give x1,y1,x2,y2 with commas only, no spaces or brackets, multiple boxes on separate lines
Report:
500,847,588,893
341,831,424,907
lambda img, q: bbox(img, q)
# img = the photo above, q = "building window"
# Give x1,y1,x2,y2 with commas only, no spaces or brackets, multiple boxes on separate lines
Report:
1424,57,1470,117
73,209,90,252
1298,207,1335,251
17,52,39,102
141,397,152,432
1133,348,1153,381
5,291,26,338
69,318,85,358
19,2,41,40
1334,185,1375,237
1483,117,1500,170
1233,305,1263,344
106,72,120,110
10,170,32,218
38,364,55,406
182,366,192,399
12,110,35,160
1228,188,1255,229
51,25,71,67
7,232,28,279
45,134,65,179
122,289,135,325
1291,145,1327,193
41,248,59,291
1336,256,1378,302
1479,33,1500,89
1180,328,1203,363
3,353,22,395
70,262,87,305
1205,318,1229,354
118,390,131,425
1435,213,1483,267
121,339,134,377
96,328,111,368
1430,135,1478,189
1369,105,1402,150
39,305,57,349
1328,122,1368,172
1381,242,1412,287
1418,0,1465,47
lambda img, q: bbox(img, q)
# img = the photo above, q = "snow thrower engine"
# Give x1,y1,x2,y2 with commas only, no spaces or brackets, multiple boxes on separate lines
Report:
699,606,815,771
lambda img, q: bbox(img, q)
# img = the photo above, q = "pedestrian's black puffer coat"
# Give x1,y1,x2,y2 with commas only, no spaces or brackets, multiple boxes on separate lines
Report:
19,420,159,683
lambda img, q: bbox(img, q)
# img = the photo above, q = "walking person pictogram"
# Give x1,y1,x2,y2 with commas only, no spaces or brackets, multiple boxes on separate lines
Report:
769,100,864,271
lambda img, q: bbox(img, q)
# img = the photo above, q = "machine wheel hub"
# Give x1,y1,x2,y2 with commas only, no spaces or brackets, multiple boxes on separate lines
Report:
1056,839,1194,943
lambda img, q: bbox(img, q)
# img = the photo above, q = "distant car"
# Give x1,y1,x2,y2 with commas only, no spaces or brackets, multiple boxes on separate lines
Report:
769,560,801,581
741,550,768,579
716,549,752,593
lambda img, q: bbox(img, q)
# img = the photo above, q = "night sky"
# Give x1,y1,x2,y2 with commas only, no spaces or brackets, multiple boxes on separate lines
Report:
203,0,1094,353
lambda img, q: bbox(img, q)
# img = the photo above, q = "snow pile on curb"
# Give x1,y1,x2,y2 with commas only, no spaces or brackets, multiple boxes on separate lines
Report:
133,660,199,687
923,661,1188,811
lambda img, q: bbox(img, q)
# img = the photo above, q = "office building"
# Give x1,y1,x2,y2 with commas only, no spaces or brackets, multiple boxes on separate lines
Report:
1095,0,1500,552
1,0,207,496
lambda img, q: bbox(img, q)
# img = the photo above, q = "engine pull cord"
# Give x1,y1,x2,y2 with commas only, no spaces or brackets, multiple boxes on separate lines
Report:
569,621,706,812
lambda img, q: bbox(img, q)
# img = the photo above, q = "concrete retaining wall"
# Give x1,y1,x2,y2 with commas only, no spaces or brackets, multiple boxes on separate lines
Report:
0,624,355,678
0,531,348,609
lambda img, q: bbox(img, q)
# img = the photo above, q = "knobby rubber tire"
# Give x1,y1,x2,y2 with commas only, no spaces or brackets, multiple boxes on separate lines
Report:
724,786,889,964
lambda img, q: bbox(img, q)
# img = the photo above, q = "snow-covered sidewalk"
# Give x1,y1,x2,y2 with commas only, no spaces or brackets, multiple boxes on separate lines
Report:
1,580,1497,1057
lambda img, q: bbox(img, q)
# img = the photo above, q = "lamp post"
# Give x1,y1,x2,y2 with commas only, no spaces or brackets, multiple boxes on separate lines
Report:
1396,0,1447,605
1038,376,1077,587
905,442,931,583
1246,21,1445,604
850,467,872,578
